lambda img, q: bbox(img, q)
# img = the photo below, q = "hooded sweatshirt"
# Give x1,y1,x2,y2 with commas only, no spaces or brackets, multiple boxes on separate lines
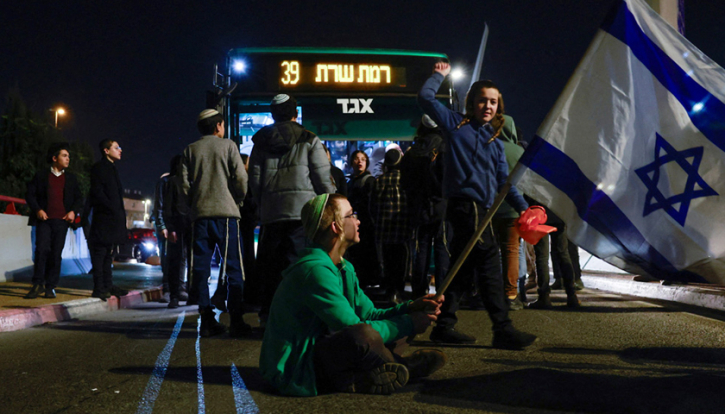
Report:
250,121,336,224
418,73,528,212
259,246,414,396
494,115,526,219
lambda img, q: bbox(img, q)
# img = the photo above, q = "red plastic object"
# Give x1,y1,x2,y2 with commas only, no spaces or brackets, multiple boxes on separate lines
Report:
516,206,557,244
4,202,20,215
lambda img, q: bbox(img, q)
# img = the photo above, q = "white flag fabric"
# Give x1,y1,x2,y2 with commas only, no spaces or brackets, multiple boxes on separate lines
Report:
517,0,725,284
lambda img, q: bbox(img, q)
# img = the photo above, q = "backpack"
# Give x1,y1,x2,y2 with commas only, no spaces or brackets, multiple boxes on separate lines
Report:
400,132,444,224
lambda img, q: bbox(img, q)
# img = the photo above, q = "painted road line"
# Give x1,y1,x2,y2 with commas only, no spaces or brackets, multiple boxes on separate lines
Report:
196,316,206,414
231,363,259,413
135,311,186,414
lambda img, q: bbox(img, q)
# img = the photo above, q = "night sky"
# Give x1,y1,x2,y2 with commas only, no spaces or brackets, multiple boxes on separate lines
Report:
2,1,723,197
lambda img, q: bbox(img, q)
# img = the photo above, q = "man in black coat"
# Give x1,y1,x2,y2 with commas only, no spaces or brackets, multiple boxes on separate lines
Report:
25,143,83,299
88,139,128,300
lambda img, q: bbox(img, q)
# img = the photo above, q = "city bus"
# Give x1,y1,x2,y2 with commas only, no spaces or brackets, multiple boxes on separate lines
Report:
210,47,456,173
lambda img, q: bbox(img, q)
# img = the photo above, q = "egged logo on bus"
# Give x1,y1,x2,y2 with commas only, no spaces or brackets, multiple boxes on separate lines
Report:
337,98,373,114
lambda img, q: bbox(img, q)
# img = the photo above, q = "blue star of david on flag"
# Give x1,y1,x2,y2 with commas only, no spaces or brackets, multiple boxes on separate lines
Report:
634,133,718,227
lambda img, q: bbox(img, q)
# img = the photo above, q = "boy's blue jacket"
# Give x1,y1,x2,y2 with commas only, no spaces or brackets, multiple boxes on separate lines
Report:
418,72,528,213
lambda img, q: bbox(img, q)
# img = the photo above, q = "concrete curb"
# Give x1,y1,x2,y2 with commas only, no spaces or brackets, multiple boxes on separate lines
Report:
582,273,725,312
0,287,163,333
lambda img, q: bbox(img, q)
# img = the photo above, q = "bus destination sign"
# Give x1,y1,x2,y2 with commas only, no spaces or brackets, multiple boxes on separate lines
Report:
278,60,407,90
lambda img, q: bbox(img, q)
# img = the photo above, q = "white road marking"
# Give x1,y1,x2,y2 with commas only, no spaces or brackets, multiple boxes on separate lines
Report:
196,316,206,414
136,311,186,414
231,363,259,413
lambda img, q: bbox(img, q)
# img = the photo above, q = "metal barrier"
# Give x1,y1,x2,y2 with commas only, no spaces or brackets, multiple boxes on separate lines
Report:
0,195,26,215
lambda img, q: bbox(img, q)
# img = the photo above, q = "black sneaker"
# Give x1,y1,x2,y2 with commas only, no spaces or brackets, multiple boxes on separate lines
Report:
229,312,253,338
44,288,56,299
527,294,553,309
211,293,227,312
200,309,226,338
574,279,585,290
110,286,129,297
508,296,524,311
566,293,582,308
91,291,108,302
404,349,447,379
24,284,44,299
492,327,538,350
429,327,477,344
229,321,253,338
168,298,180,309
345,363,409,395
550,279,563,290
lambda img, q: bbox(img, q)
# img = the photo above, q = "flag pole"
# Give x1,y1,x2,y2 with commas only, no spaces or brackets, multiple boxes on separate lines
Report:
436,162,527,296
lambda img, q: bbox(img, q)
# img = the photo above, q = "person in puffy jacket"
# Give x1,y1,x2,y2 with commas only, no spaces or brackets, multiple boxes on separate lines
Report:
250,94,336,326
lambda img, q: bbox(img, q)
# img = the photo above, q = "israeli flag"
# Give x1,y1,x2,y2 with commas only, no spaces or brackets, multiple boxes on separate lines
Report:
517,0,725,284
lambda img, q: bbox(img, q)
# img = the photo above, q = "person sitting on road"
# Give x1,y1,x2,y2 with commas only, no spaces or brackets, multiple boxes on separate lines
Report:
259,193,447,397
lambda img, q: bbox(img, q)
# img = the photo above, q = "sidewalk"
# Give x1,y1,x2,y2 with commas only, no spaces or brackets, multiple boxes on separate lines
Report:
0,261,164,333
3,264,725,334
582,271,725,312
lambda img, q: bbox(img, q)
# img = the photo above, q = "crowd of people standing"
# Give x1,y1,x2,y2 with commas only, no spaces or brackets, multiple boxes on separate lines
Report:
22,61,587,398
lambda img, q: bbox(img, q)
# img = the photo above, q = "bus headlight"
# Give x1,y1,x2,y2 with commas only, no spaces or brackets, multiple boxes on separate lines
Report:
233,60,246,73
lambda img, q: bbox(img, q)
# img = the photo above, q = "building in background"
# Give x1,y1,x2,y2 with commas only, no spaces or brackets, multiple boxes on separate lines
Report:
123,189,152,229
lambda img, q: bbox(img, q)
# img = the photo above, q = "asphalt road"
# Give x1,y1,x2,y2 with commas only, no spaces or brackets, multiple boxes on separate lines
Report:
2,288,725,414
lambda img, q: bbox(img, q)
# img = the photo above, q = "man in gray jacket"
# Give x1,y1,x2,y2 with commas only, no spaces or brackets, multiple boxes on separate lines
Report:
250,94,336,326
182,108,249,337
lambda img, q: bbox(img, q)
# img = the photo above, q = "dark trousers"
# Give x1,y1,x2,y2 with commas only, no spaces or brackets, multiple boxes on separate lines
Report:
191,218,244,314
381,242,409,297
90,242,115,293
345,222,382,289
314,324,402,393
32,219,70,288
256,220,305,318
437,198,511,332
411,220,450,298
155,224,168,291
240,219,258,306
166,230,187,299
535,211,576,295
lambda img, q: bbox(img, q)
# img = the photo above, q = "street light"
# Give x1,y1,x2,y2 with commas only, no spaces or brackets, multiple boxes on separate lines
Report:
50,107,66,128
451,68,465,81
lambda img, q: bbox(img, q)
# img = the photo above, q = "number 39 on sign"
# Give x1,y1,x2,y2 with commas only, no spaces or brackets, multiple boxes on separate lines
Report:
280,61,300,85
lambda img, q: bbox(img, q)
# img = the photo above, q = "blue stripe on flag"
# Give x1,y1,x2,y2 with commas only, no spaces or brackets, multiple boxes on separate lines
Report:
520,135,707,283
602,1,725,153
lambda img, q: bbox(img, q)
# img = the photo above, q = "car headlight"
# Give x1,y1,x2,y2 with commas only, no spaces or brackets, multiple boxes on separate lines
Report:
142,242,156,251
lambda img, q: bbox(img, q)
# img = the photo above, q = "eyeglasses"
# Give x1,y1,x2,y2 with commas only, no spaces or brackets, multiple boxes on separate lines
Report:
344,212,358,220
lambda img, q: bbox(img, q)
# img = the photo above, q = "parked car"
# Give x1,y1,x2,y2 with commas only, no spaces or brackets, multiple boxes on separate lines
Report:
114,228,158,262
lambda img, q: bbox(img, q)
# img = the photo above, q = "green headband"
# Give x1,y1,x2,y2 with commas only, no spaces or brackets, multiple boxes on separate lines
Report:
302,194,330,241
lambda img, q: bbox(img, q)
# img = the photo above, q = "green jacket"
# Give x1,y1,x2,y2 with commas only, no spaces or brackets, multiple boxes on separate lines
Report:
259,246,414,396
495,115,525,219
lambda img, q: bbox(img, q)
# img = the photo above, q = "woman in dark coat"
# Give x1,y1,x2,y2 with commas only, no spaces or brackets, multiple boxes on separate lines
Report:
345,150,381,289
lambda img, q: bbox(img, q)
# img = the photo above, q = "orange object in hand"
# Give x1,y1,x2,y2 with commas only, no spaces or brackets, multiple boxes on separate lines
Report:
516,206,557,244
